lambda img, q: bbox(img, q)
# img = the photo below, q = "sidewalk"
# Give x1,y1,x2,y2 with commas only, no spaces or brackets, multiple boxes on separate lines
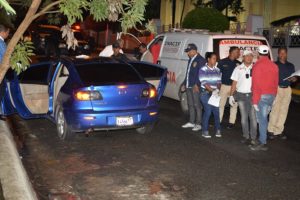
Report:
0,120,37,200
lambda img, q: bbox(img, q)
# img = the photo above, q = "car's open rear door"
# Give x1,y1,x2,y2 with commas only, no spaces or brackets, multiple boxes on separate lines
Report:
130,62,167,100
7,63,53,119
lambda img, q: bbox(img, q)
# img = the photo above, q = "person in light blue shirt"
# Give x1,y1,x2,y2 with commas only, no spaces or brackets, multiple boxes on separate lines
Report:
0,24,10,119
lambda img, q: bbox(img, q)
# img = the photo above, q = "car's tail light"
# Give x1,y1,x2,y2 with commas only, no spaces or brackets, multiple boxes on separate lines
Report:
142,87,157,98
75,91,102,101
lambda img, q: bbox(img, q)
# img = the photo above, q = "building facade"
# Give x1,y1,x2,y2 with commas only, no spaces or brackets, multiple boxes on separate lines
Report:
160,0,300,28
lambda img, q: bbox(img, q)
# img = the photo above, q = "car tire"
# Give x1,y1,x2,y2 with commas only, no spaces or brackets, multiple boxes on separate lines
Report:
56,108,75,141
136,122,155,134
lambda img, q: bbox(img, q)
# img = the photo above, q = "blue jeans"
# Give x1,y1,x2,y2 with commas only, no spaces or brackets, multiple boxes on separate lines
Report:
200,92,221,132
256,94,275,144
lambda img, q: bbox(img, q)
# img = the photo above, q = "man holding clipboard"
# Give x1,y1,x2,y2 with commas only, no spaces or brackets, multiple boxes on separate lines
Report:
268,47,298,140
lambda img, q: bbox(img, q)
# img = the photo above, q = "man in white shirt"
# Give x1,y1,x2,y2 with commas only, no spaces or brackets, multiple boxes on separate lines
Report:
99,39,124,57
229,50,257,145
139,43,153,63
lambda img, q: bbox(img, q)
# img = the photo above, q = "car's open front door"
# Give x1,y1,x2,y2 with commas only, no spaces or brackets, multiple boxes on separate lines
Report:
130,61,167,100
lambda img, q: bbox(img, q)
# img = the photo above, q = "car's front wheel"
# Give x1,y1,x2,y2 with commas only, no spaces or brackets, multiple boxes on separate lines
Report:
56,108,75,141
136,122,155,134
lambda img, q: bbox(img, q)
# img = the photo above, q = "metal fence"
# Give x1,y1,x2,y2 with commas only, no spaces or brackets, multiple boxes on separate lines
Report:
258,25,300,47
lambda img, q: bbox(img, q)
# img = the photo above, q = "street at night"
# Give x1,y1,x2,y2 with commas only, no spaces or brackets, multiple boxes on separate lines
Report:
10,98,300,200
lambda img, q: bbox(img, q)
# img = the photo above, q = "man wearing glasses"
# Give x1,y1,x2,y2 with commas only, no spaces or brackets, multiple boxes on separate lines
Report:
229,50,257,145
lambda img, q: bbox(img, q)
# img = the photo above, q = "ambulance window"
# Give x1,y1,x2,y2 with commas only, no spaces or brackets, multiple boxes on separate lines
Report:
148,36,164,50
213,38,269,62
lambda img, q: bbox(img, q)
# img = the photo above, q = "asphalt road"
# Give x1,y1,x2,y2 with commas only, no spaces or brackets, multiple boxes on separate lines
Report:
10,98,300,200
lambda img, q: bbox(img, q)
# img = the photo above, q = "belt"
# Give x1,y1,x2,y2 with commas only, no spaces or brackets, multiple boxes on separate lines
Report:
279,86,289,88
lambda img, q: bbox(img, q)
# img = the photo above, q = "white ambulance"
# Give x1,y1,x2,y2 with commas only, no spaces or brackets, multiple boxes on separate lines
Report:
148,29,273,112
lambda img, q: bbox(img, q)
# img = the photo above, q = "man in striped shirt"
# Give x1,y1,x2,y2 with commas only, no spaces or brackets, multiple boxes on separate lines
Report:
199,52,222,138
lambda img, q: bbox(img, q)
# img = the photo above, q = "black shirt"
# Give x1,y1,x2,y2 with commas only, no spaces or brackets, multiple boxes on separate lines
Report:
275,60,295,87
217,57,241,85
111,53,130,63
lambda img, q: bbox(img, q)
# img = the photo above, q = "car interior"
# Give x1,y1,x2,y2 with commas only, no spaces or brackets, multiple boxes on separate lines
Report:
18,63,69,115
53,65,69,109
19,83,49,114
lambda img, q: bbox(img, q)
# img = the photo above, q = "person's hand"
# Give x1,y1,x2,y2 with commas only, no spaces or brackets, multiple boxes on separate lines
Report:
181,85,186,92
229,96,236,106
193,85,199,93
253,104,259,112
212,89,219,96
288,76,297,82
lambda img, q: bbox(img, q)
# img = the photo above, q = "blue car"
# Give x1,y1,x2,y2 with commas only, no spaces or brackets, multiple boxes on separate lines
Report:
2,58,167,140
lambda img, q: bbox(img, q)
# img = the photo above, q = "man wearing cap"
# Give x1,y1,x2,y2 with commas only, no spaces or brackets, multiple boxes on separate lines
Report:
250,45,279,151
229,50,257,145
218,46,241,129
181,43,206,131
268,47,297,140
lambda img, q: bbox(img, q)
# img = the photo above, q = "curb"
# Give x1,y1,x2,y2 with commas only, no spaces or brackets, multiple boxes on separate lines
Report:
0,121,37,200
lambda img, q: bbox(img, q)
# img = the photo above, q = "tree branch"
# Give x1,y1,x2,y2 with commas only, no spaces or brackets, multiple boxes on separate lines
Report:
32,0,62,21
43,10,60,14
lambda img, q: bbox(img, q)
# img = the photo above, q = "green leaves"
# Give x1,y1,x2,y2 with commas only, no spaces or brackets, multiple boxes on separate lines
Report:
10,39,35,75
61,0,149,32
89,0,109,22
120,0,148,32
59,0,89,25
0,0,16,15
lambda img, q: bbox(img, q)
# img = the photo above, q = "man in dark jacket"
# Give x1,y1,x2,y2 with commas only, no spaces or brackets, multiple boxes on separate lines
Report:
181,43,206,131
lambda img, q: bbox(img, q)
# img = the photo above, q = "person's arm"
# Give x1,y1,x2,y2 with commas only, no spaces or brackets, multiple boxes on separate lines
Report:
251,65,261,105
288,63,297,82
230,81,237,96
230,68,238,96
99,45,112,57
0,42,5,62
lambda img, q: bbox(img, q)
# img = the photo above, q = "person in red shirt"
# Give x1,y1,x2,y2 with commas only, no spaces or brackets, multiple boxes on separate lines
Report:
150,39,162,64
250,45,279,151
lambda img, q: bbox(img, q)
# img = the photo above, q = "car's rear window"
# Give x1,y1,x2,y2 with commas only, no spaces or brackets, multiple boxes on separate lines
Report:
75,63,143,85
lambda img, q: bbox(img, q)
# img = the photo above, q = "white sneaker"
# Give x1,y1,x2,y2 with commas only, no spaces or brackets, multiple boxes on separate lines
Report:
182,122,195,128
192,125,202,131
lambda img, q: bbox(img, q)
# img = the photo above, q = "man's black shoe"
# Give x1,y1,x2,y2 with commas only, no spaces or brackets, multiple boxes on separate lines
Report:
250,143,268,151
268,132,275,140
226,123,235,129
0,116,7,121
240,138,250,144
279,134,287,140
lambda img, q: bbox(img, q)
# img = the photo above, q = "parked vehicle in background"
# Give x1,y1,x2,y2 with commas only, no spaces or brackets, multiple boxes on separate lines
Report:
2,58,167,140
30,25,91,56
147,29,273,113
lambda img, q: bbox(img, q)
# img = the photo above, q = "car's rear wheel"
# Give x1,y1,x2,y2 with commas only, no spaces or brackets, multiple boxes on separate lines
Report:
56,108,75,141
136,122,155,134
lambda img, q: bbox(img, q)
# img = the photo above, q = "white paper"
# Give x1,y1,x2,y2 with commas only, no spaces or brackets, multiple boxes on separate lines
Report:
283,69,300,81
208,94,221,107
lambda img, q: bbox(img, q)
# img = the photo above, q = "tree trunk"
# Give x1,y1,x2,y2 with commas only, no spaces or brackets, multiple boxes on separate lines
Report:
180,0,186,26
0,0,42,83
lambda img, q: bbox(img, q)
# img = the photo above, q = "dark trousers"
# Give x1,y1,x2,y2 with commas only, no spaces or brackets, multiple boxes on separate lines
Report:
200,92,220,132
186,88,202,125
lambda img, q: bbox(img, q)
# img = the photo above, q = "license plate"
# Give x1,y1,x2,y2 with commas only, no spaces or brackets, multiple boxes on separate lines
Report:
116,116,134,126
